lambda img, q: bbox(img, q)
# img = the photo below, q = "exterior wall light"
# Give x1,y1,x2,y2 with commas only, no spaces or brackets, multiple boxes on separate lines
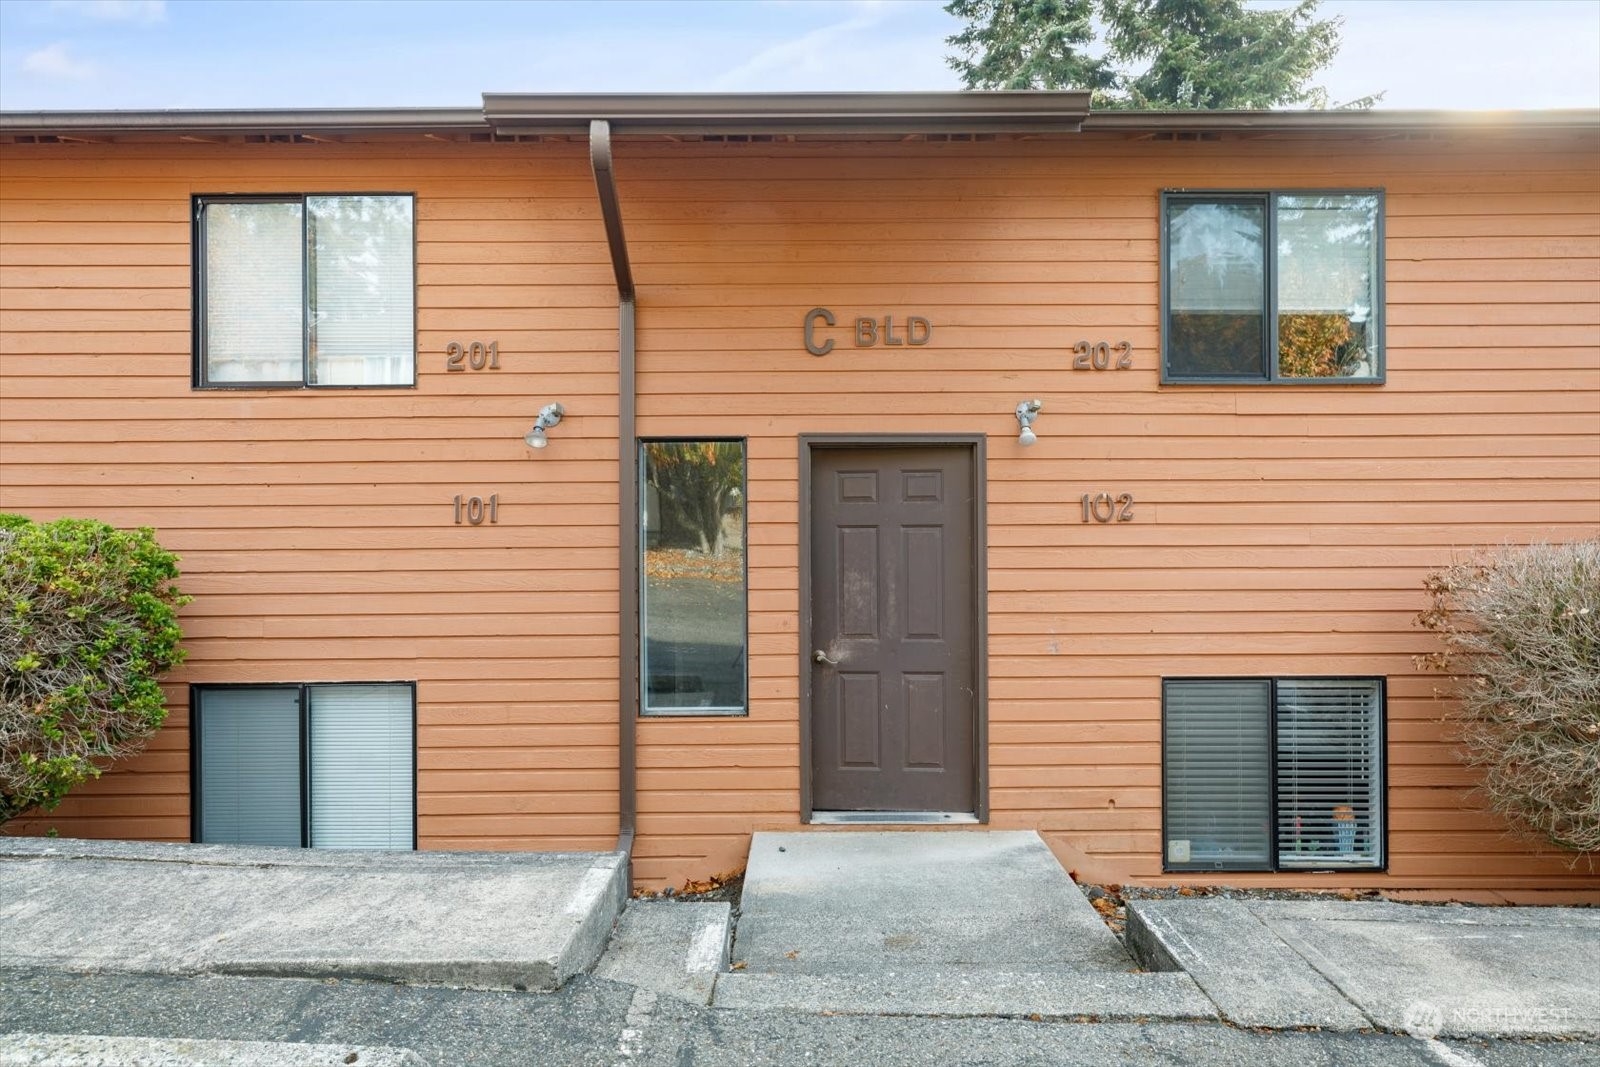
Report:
524,403,565,449
1015,399,1043,447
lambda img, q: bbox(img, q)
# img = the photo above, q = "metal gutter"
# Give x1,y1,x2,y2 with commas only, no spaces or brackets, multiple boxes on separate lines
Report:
0,107,487,136
485,91,1091,135
1080,107,1600,133
5,98,1595,140
589,119,638,868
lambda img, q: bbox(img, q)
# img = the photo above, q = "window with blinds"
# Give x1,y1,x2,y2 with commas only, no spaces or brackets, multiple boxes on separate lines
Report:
1163,677,1384,872
1162,190,1383,383
196,195,414,388
194,683,414,850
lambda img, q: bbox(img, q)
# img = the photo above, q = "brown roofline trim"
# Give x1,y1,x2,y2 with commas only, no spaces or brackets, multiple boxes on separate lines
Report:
1,94,1595,139
0,107,487,136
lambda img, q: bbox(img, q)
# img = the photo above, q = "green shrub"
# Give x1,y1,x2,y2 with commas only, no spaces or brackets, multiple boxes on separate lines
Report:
1,515,190,823
1415,540,1600,854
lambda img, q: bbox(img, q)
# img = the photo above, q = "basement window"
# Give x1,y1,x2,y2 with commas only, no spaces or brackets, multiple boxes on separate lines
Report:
193,194,415,388
1162,191,1383,383
1162,677,1385,872
640,440,749,717
193,683,415,849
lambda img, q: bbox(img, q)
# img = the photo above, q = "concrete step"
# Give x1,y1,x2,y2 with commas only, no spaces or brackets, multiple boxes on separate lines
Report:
711,968,1218,1020
734,830,1130,974
594,899,732,1005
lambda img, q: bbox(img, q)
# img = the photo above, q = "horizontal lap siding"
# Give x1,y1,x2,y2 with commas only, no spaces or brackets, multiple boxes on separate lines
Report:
2,131,1597,893
622,133,1600,890
0,141,622,851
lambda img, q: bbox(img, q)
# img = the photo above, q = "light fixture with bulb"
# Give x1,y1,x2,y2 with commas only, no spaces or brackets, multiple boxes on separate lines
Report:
1015,399,1042,447
524,403,565,449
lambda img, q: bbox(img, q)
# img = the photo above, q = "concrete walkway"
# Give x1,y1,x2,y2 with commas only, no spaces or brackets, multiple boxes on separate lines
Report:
0,838,626,992
1129,896,1600,1039
713,830,1215,1020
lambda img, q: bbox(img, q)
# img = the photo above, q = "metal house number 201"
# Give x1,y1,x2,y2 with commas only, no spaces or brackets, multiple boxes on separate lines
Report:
453,494,499,525
1081,493,1134,523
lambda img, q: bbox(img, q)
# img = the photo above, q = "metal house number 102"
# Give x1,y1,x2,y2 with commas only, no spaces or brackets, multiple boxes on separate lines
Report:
1081,493,1134,523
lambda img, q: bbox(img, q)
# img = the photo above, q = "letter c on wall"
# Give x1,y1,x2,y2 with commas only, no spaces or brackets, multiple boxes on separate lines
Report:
804,307,836,356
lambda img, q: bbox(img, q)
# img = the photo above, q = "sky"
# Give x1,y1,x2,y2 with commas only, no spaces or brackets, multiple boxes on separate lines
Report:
0,0,1596,112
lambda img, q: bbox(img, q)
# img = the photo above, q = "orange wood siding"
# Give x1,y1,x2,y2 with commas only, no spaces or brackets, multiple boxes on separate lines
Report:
0,141,624,852
2,128,1598,893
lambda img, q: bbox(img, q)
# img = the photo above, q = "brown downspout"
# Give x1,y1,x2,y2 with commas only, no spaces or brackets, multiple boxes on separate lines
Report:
589,120,638,870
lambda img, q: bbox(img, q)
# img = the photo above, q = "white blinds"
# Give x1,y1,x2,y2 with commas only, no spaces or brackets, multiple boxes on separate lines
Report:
309,196,414,385
1275,679,1383,869
1276,195,1378,317
1164,680,1273,869
203,201,304,383
308,684,414,849
197,688,302,847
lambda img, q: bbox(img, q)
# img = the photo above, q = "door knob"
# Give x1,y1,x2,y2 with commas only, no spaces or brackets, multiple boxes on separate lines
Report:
813,649,840,666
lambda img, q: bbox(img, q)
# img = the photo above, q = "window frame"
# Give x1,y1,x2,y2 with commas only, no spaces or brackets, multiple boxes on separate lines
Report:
191,193,419,390
189,681,419,849
1159,188,1386,386
1160,675,1388,874
638,436,751,719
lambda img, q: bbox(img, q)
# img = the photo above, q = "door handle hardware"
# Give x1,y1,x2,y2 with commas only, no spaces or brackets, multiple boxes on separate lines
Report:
813,649,840,666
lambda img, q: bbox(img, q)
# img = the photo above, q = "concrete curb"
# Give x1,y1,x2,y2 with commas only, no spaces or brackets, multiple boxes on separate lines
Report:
0,1033,425,1066
711,969,1218,1020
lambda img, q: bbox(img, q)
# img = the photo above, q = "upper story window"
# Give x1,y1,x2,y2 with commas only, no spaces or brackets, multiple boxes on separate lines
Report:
194,194,415,388
1162,191,1383,384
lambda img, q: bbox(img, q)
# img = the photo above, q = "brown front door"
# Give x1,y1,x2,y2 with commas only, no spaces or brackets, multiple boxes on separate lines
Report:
809,444,978,813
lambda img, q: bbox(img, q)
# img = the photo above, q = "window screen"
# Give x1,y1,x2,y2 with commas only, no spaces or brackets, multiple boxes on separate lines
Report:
1163,679,1273,870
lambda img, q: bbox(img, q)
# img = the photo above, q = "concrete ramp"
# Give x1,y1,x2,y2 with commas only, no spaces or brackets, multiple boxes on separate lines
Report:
732,830,1131,974
0,838,627,991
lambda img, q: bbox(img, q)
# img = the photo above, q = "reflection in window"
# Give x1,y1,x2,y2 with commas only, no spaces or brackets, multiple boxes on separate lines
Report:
1163,191,1382,382
641,440,748,716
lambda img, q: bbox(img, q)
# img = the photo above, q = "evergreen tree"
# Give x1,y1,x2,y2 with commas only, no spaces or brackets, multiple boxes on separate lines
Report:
946,0,1117,95
944,0,1378,109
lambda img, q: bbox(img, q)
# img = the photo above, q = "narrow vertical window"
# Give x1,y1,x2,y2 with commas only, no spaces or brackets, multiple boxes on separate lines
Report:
640,440,748,716
308,195,415,386
1275,194,1381,379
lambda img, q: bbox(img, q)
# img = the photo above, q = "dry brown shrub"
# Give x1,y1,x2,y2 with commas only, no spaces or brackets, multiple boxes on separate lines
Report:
1415,540,1600,855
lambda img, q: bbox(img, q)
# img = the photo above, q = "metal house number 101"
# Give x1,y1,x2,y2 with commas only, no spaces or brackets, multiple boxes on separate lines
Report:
453,494,499,525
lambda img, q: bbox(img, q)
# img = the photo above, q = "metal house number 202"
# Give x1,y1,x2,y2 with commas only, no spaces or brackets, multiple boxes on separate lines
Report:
453,494,499,525
1081,493,1135,523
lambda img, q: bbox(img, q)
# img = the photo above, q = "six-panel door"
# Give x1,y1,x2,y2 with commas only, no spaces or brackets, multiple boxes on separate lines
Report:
809,445,978,813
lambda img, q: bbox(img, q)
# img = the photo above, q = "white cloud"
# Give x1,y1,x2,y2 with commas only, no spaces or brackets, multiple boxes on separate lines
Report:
49,0,166,23
21,42,98,80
